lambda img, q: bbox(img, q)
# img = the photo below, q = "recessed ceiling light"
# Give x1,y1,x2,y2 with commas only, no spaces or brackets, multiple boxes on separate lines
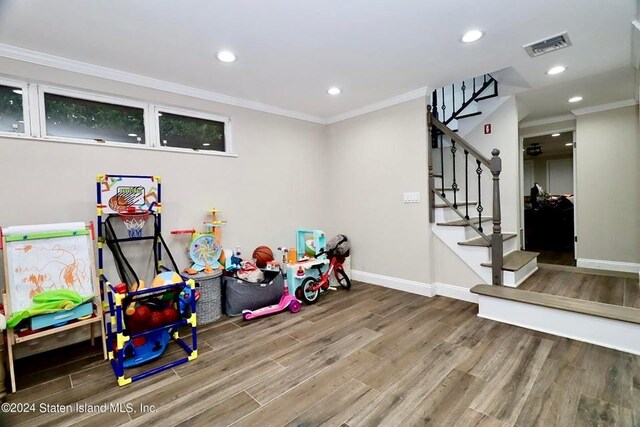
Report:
128,133,138,137
546,66,566,75
327,87,341,95
551,133,560,137
12,89,22,95
568,96,583,103
565,143,573,146
461,30,484,43
216,51,236,63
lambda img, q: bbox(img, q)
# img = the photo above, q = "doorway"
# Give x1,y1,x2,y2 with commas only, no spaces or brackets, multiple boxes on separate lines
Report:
521,131,576,266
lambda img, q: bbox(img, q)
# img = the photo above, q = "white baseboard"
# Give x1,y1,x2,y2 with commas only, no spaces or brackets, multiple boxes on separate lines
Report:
432,282,478,303
351,270,481,303
477,295,640,355
351,270,435,297
576,258,640,274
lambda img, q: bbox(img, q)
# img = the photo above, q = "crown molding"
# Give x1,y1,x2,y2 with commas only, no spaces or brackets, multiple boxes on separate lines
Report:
519,114,575,128
0,43,327,124
326,86,429,124
571,99,638,116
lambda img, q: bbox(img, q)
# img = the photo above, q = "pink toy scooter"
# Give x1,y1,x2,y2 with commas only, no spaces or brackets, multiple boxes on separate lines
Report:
242,247,302,320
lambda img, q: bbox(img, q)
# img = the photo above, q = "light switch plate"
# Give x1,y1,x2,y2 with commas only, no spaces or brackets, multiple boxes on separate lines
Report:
403,192,420,203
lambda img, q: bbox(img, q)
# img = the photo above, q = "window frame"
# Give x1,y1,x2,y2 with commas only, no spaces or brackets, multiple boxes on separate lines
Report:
0,76,31,137
152,105,233,155
37,85,152,147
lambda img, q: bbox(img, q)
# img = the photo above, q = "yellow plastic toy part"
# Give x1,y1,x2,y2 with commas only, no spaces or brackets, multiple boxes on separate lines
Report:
116,333,130,350
108,351,114,360
188,350,198,361
187,313,197,327
117,376,132,386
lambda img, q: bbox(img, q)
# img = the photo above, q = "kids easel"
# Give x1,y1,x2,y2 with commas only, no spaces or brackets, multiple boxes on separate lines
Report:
1,222,107,393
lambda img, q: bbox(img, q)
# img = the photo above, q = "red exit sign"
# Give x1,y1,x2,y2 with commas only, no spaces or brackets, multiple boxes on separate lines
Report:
484,124,492,134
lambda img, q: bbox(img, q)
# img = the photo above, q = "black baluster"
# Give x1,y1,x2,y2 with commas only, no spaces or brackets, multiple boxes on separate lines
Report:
461,81,466,104
473,77,476,95
464,150,469,220
483,74,487,84
441,87,446,122
451,141,458,209
451,84,455,116
432,89,438,120
440,133,445,197
476,160,483,232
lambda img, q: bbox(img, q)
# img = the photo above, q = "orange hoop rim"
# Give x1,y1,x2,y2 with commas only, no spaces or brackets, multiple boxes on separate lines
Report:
117,208,151,221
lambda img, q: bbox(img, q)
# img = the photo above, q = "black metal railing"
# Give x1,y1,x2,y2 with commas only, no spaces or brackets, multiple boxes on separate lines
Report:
431,74,498,129
427,106,503,286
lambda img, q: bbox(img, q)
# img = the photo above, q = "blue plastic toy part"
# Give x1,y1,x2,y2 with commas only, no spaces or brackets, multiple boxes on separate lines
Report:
179,287,193,316
122,328,172,369
189,234,222,271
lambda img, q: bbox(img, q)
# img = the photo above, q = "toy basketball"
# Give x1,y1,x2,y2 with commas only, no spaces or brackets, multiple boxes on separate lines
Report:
151,271,183,288
108,194,130,212
252,246,274,268
149,311,165,329
162,306,179,324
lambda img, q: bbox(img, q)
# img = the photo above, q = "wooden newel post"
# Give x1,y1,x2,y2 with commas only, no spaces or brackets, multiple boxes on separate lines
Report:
427,105,435,223
490,148,503,286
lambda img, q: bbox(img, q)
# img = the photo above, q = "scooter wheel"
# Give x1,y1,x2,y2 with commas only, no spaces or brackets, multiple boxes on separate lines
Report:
242,312,251,321
289,300,302,313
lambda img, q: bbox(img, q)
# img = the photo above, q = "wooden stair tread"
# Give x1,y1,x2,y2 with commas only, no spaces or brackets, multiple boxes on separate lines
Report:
436,217,492,227
458,233,517,247
471,284,640,325
481,250,538,271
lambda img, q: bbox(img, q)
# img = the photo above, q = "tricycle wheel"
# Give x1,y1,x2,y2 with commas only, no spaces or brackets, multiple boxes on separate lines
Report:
300,277,320,305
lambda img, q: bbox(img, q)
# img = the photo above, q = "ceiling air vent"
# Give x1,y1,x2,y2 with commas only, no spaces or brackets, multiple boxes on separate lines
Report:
523,32,572,57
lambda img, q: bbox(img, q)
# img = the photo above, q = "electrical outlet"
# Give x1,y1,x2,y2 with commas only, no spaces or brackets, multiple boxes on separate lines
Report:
403,192,420,203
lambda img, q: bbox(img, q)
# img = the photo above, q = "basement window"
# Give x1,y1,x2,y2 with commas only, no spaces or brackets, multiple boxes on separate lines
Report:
41,88,147,145
156,108,228,153
0,82,27,135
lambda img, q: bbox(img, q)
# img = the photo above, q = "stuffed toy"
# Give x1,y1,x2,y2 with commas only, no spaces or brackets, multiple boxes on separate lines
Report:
236,261,264,283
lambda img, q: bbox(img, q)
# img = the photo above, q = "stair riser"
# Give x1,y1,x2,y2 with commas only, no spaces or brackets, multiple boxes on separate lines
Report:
477,295,640,355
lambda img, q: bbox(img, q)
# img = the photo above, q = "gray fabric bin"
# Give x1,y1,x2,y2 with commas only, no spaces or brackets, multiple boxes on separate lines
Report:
193,270,222,325
223,270,284,316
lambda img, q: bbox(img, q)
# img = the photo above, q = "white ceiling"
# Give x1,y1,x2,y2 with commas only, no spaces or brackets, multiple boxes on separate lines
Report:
0,0,636,121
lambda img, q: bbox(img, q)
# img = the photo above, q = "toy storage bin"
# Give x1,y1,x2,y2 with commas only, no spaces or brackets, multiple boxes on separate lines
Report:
222,270,284,316
193,270,222,325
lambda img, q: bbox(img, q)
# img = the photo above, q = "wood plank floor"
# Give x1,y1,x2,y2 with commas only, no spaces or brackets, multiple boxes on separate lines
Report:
520,267,640,309
4,282,640,426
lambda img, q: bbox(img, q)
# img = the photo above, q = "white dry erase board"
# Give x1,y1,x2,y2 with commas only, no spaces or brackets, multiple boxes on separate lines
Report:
3,223,96,313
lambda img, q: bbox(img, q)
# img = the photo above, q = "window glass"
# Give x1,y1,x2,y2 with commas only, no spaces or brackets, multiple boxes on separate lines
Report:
0,84,25,133
158,112,226,152
44,93,145,143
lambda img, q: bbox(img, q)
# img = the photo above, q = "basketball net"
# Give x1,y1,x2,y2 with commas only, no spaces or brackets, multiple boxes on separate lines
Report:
118,208,151,238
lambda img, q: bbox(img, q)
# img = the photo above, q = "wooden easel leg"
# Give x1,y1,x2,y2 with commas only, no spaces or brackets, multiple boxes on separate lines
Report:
6,330,16,394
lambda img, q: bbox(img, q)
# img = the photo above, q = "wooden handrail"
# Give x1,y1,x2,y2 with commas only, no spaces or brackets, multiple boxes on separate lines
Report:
428,109,490,167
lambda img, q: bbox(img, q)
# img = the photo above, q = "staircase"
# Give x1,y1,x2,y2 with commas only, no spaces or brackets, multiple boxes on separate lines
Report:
428,74,539,287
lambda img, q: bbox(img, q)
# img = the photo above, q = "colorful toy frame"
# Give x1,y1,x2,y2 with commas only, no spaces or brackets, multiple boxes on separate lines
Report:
96,174,198,386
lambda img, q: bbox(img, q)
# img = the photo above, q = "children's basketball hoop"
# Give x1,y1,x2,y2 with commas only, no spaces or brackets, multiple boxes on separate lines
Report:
118,207,151,238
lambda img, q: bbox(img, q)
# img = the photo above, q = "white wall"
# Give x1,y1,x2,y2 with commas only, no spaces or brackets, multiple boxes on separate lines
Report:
575,104,640,265
325,98,432,284
0,58,330,285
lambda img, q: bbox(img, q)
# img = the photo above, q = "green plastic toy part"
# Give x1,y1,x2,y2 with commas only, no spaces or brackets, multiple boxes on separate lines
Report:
7,289,93,329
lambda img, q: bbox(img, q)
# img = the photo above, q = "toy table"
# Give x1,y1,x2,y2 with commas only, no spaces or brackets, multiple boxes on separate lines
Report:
286,258,330,295
192,270,222,325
